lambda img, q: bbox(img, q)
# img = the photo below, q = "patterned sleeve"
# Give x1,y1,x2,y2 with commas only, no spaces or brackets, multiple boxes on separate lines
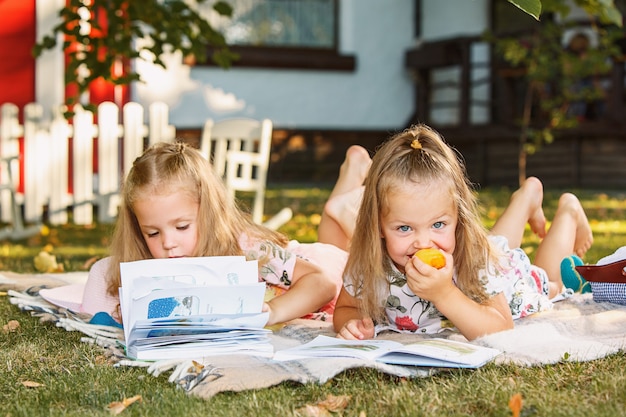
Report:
481,235,513,296
239,238,297,290
343,277,357,297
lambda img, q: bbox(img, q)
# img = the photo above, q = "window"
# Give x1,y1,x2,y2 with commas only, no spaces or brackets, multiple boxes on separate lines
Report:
213,0,336,48
200,0,355,71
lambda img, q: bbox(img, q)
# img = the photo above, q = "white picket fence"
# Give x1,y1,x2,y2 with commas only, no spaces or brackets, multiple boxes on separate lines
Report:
0,101,176,239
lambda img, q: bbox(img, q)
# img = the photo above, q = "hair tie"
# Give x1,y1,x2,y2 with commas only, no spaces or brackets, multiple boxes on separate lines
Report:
410,139,422,150
175,141,186,154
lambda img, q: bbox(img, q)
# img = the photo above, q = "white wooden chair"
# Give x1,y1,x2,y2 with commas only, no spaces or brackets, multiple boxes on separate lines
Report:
0,103,41,240
0,154,42,240
200,118,292,230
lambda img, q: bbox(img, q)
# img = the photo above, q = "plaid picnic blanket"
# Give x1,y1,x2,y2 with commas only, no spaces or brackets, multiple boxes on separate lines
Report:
4,271,626,399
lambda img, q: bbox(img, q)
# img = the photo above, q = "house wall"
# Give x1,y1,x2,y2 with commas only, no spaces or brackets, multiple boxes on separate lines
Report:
421,0,491,126
132,0,417,131
35,0,65,118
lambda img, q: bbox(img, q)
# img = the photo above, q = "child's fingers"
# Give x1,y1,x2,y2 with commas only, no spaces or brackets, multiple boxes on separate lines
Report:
358,317,375,339
336,325,359,339
337,318,373,340
406,258,454,302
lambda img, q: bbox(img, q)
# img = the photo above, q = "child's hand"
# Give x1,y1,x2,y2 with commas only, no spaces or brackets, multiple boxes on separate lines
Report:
405,251,455,303
262,302,275,325
336,317,375,340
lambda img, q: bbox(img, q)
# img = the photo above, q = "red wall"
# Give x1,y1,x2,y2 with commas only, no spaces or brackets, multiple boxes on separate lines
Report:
0,0,35,193
0,0,36,108
0,1,130,193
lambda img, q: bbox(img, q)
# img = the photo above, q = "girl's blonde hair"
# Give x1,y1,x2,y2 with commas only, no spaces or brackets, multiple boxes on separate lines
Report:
105,141,288,297
344,124,494,322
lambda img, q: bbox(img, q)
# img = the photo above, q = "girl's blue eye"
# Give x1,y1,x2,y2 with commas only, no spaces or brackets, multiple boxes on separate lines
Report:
398,225,411,232
433,221,444,230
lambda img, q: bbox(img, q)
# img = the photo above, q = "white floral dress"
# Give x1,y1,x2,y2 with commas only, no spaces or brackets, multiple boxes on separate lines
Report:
347,235,555,335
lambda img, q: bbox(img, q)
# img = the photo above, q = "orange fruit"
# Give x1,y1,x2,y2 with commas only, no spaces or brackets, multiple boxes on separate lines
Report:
414,248,446,269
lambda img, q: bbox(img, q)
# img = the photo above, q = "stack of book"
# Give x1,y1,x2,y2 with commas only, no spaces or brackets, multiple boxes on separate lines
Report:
119,256,272,361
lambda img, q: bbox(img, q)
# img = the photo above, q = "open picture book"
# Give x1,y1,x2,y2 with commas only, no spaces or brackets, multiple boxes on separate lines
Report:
273,335,501,368
118,256,272,361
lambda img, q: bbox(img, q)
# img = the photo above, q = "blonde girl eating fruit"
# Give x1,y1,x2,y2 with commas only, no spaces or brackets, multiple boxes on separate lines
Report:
332,124,593,341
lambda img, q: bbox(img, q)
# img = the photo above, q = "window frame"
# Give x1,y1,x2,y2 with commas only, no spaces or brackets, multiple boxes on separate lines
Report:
200,0,356,71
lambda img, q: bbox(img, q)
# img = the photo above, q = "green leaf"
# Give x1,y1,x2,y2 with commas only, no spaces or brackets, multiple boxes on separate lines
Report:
508,0,542,20
213,1,233,17
33,0,235,114
598,1,624,27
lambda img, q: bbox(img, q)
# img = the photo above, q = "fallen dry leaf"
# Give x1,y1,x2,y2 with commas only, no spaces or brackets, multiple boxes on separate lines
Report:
3,319,20,333
21,380,44,388
33,251,62,273
509,392,523,417
108,395,142,415
298,404,331,417
190,360,205,373
94,355,109,365
296,394,351,416
317,394,351,410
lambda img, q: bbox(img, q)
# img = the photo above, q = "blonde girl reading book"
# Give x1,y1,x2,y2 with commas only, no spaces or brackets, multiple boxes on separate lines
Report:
82,141,352,326
332,124,593,341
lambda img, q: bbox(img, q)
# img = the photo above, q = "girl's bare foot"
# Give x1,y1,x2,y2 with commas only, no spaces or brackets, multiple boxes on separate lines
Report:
323,186,364,243
559,193,593,257
328,145,371,199
519,177,547,238
528,206,547,238
319,145,370,250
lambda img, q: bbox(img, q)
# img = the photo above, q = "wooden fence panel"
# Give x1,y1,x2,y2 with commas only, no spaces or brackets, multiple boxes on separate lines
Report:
48,107,71,224
0,103,21,224
72,106,96,225
23,103,45,223
123,102,148,179
97,102,121,222
0,101,174,239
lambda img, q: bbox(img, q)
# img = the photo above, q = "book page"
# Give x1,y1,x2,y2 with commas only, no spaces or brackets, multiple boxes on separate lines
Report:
377,338,501,367
133,283,266,317
119,256,260,343
129,312,271,347
273,335,403,361
273,335,501,368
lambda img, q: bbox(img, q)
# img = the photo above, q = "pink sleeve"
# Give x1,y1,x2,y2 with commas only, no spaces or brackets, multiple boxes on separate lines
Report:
80,257,120,320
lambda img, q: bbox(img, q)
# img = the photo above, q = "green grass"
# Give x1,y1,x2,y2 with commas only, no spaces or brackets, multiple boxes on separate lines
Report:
1,185,626,416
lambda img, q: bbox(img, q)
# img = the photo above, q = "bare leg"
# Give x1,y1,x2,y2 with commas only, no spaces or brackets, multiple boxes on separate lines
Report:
534,193,593,297
319,186,364,249
327,145,371,199
490,176,547,249
317,145,371,250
